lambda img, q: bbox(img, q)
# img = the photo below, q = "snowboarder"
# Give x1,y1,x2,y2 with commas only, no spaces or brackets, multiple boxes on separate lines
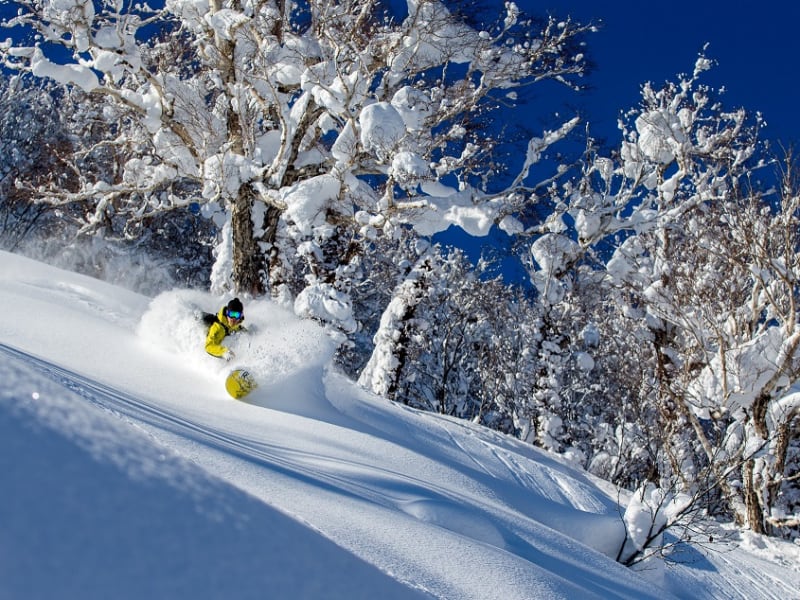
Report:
204,297,247,361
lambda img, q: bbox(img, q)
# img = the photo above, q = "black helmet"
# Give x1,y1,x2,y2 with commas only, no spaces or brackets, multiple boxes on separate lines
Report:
225,297,244,319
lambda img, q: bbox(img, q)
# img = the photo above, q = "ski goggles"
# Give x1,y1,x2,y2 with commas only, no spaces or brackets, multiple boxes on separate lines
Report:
227,310,243,320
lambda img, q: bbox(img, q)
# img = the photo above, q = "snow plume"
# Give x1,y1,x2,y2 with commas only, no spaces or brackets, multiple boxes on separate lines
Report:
15,233,179,297
136,287,335,391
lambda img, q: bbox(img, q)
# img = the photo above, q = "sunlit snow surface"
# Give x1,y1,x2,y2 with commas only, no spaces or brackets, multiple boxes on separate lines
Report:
1,251,798,599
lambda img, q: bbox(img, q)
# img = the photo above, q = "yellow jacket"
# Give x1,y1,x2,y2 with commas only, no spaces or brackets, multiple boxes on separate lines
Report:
205,308,246,358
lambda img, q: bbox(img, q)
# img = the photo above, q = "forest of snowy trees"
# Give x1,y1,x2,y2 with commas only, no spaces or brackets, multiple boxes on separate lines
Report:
1,0,798,561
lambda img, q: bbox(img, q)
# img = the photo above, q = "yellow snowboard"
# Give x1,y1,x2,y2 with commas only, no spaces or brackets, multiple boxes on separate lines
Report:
225,368,258,399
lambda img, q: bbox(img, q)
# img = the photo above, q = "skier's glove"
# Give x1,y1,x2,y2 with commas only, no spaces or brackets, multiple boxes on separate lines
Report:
223,349,235,361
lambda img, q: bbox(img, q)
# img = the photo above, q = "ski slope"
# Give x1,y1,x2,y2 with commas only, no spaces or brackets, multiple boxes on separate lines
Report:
1,250,798,599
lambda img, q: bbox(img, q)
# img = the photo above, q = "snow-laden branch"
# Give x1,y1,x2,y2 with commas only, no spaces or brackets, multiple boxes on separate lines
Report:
2,0,594,298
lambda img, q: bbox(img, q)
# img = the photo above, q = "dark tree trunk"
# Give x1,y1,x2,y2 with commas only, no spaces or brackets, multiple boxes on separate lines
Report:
743,459,766,534
231,185,265,296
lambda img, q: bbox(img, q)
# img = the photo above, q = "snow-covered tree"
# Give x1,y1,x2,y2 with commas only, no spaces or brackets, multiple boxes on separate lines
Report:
0,70,215,292
358,243,437,400
468,281,540,436
530,54,800,538
358,244,538,430
388,251,501,419
1,1,593,330
0,76,66,250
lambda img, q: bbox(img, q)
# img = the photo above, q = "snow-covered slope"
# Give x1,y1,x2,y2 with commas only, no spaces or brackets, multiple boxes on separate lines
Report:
1,251,797,599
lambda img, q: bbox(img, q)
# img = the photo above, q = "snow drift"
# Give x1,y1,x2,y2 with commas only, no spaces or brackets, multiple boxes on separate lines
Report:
1,250,798,599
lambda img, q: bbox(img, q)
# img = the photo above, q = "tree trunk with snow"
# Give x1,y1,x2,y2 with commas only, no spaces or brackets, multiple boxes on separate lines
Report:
358,254,433,399
231,185,265,295
743,460,766,534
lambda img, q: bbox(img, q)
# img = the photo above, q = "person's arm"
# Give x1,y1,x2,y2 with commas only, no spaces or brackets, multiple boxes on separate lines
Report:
205,322,230,358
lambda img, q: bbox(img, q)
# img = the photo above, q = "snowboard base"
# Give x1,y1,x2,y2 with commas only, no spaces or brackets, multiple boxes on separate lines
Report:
225,368,258,399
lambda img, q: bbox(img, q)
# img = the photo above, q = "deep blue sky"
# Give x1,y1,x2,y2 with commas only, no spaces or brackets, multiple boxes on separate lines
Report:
444,0,800,279
530,0,800,148
3,1,794,145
